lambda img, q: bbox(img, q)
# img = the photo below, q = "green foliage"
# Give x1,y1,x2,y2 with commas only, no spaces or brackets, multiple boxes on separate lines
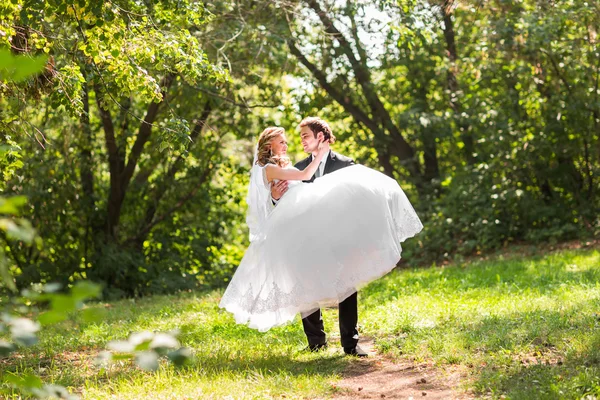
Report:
0,36,39,289
0,45,100,400
0,0,238,296
1,0,599,297
0,281,103,399
99,330,191,371
410,161,593,265
0,138,23,193
0,48,48,83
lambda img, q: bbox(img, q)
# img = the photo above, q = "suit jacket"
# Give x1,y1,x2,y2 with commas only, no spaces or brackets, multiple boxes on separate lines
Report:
294,151,355,183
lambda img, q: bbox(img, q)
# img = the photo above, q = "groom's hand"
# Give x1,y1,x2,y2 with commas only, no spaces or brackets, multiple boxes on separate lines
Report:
271,180,289,201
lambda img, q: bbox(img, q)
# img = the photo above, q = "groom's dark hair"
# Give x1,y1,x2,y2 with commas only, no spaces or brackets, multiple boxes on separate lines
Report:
299,117,336,144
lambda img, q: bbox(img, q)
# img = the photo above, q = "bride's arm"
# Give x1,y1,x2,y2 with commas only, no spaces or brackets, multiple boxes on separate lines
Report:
265,141,329,182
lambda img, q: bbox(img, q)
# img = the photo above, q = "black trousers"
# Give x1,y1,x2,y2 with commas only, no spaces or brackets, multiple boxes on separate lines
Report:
301,292,359,349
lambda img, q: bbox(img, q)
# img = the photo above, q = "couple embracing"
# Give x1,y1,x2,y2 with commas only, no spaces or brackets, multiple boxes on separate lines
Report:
220,116,423,357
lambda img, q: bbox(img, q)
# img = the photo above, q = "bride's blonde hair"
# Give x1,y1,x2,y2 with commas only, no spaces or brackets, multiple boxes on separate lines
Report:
256,127,290,167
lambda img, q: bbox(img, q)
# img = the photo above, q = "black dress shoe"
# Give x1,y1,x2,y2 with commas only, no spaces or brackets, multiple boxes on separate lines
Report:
344,345,368,357
304,342,328,352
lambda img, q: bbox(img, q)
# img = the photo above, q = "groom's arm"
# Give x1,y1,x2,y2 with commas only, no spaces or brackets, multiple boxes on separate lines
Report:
271,158,310,206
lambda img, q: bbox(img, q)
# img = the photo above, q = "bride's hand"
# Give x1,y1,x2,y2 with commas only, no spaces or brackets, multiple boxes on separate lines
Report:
317,139,330,156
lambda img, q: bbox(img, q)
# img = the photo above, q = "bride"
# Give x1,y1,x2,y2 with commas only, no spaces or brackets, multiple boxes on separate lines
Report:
219,126,423,332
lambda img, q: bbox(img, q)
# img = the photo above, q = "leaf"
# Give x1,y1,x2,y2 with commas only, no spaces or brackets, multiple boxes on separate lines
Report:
71,281,102,301
167,347,192,366
43,282,62,293
159,141,170,152
110,353,133,361
135,351,159,371
9,318,40,334
0,218,35,242
150,333,179,351
37,310,68,326
94,350,112,366
12,332,38,347
0,48,48,83
81,307,107,323
50,294,78,313
4,372,43,389
0,196,27,215
43,384,72,399
107,340,134,353
129,331,154,351
0,247,17,292
0,340,15,357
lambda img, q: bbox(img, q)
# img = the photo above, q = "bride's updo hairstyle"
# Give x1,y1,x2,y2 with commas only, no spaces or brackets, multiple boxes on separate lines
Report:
256,127,291,167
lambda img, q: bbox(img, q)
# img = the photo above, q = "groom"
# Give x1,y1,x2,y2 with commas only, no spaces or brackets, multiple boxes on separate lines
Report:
271,116,367,357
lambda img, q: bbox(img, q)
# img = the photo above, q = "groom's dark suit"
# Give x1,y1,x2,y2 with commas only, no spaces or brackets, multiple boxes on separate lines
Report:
294,150,359,351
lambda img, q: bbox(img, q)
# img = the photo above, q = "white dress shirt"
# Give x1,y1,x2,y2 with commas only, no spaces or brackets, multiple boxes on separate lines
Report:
312,151,329,178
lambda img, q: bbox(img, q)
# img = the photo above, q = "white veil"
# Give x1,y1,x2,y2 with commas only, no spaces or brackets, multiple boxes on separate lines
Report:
245,146,272,242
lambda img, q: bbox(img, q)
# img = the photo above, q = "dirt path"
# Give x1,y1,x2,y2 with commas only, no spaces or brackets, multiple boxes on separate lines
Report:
331,338,473,400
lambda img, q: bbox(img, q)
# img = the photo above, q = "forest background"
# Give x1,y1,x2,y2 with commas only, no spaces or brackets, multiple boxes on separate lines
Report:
1,0,598,299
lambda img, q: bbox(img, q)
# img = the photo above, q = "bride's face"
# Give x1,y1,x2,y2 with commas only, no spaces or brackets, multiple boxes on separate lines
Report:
270,134,288,156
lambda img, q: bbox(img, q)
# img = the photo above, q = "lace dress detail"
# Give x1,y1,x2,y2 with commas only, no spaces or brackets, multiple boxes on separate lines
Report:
220,164,423,332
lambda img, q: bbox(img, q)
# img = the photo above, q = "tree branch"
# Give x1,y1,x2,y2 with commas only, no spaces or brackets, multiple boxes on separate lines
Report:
137,102,213,240
540,48,573,96
303,0,420,177
127,132,220,245
346,3,368,65
287,39,380,135
94,83,122,180
120,73,175,193
186,84,279,109
440,0,474,164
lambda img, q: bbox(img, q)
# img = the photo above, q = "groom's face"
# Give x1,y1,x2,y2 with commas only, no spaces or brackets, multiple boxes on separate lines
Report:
300,127,322,154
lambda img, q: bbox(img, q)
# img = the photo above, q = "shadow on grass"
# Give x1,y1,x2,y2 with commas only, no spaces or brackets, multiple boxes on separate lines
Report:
187,351,353,377
473,329,600,400
0,342,364,397
381,297,600,399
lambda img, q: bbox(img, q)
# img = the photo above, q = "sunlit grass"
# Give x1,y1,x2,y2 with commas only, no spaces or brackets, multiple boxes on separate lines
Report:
1,289,350,399
1,247,598,399
360,248,600,399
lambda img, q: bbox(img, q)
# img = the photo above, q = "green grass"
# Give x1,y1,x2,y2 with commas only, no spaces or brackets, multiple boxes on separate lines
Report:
1,246,599,399
360,247,600,399
2,291,350,399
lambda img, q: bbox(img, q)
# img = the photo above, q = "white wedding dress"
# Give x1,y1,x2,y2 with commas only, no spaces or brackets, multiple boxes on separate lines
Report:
219,163,423,332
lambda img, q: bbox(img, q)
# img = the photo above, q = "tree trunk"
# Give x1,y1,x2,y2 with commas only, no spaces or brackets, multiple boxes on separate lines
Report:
94,85,124,239
95,74,175,240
